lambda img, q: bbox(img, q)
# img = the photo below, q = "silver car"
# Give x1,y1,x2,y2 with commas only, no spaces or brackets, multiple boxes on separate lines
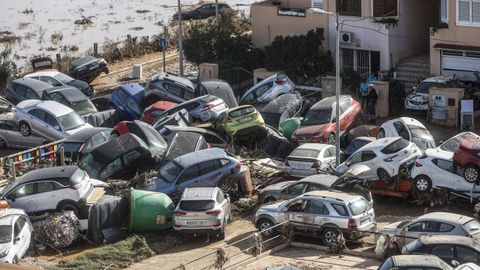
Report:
240,73,295,105
254,190,376,246
285,143,337,178
14,99,93,141
378,212,480,248
173,187,231,238
0,120,45,149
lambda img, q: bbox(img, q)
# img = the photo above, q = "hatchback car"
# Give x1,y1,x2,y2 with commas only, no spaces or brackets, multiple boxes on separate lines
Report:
0,209,32,264
173,187,231,238
25,69,92,96
214,105,265,138
439,132,480,153
142,148,242,197
402,235,480,267
173,2,231,20
58,127,112,164
377,117,435,151
337,137,421,183
292,95,361,145
164,131,209,161
453,138,480,183
0,120,45,149
345,137,376,158
158,125,231,151
378,212,480,248
109,83,146,121
140,100,177,124
194,80,238,108
69,56,109,83
146,72,196,105
240,73,295,105
405,76,451,112
378,255,453,270
260,93,308,130
0,166,109,218
285,143,337,178
14,99,93,141
42,86,98,116
254,190,375,246
4,78,53,105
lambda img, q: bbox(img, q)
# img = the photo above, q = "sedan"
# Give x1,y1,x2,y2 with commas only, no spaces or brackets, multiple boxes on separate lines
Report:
14,99,93,141
0,120,45,149
240,73,295,105
0,209,32,264
377,117,435,151
25,69,93,96
284,143,336,178
42,86,97,116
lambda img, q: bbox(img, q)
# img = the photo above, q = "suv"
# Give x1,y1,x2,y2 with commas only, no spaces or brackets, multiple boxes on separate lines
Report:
240,73,295,105
404,76,451,112
146,72,196,105
453,138,480,183
254,190,375,246
173,187,231,238
4,78,53,105
69,56,109,83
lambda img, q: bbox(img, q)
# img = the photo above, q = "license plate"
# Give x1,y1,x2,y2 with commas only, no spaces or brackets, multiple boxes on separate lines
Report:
291,162,311,169
239,117,252,123
89,64,99,70
186,221,206,226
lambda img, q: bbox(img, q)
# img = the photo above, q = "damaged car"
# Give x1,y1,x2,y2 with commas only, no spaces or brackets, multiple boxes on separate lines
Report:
58,127,112,164
284,143,337,178
240,73,295,105
377,117,435,151
109,83,146,121
140,100,177,124
260,93,308,130
0,208,32,264
69,56,109,83
42,86,98,116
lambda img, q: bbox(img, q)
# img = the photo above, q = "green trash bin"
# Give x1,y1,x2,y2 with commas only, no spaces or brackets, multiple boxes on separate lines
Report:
129,189,174,233
281,117,301,140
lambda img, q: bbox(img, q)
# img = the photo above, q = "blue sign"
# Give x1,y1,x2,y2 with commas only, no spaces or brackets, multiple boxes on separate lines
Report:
159,38,167,48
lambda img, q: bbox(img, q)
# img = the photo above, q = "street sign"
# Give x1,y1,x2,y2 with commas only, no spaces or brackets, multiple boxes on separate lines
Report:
159,38,167,48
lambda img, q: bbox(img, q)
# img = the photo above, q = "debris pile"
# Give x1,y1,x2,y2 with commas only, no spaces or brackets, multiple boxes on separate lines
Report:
32,211,81,248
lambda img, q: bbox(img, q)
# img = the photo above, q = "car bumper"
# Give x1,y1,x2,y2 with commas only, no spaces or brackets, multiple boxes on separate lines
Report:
228,124,265,137
285,167,318,178
173,225,223,234
344,223,377,240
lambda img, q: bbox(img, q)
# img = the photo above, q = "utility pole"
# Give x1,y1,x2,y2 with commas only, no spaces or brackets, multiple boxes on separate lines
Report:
163,26,167,72
177,0,184,76
215,0,219,23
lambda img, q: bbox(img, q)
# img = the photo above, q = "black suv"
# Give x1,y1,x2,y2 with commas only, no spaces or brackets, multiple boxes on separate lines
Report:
174,2,231,20
69,56,109,83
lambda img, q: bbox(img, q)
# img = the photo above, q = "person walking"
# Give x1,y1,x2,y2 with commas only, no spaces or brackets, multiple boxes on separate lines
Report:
367,85,378,123
359,79,369,111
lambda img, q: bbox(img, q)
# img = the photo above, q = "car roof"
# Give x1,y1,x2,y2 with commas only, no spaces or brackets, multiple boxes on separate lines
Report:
261,93,301,113
155,72,195,90
64,127,112,143
352,136,376,143
0,208,27,221
360,137,402,151
32,100,73,116
417,212,474,223
13,77,52,93
391,255,450,268
174,148,227,167
311,95,350,110
302,190,358,202
151,100,177,110
198,80,230,89
229,105,254,112
181,187,218,200
119,83,146,96
299,174,338,187
419,235,477,246
87,133,147,165
44,86,86,102
25,69,60,77
425,148,453,160
396,117,426,128
294,143,331,151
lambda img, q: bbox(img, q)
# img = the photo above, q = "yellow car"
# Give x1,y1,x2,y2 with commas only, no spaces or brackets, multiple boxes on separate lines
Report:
215,105,265,137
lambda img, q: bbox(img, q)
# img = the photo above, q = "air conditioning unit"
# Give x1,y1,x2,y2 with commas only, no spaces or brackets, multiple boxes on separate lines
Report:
340,32,353,44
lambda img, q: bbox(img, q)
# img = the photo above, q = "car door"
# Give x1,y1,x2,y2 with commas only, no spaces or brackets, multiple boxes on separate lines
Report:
175,165,202,193
279,182,308,200
27,109,48,138
431,158,458,189
33,181,61,212
0,121,21,148
393,121,410,141
43,111,64,138
303,199,331,232
430,245,456,265
197,159,224,186
284,199,308,231
5,183,36,213
13,216,29,258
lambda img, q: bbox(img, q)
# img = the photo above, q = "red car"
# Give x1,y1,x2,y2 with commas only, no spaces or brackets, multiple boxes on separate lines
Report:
140,100,177,124
292,95,361,145
453,138,480,183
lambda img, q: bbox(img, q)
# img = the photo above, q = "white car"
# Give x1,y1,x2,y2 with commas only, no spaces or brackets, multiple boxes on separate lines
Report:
404,76,451,112
377,117,435,151
336,137,421,183
285,143,337,178
411,148,480,199
0,208,33,264
25,69,93,96
240,73,295,104
437,132,480,153
14,99,93,141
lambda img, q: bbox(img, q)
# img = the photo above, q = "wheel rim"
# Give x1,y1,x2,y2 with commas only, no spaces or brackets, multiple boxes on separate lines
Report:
220,183,232,193
324,231,338,244
465,168,478,182
260,221,272,235
379,170,389,181
328,134,335,144
20,124,29,136
416,178,429,191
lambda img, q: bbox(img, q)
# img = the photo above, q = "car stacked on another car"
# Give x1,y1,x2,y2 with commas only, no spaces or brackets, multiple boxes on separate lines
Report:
4,78,53,105
214,105,265,138
109,83,146,121
158,125,231,151
377,117,435,151
146,72,196,105
25,69,93,96
69,56,109,83
140,100,177,124
58,127,112,164
42,86,98,116
453,137,480,183
240,73,295,105
284,143,337,178
0,119,45,149
260,93,308,130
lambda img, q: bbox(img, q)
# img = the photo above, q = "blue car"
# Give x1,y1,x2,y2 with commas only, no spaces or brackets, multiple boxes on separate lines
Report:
110,83,146,120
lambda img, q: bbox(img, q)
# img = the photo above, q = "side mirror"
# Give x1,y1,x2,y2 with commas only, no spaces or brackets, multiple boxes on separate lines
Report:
451,260,460,267
54,125,61,131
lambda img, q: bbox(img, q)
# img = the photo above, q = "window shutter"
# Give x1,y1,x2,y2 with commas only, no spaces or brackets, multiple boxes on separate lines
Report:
312,0,323,9
458,0,471,22
441,0,448,22
472,1,480,22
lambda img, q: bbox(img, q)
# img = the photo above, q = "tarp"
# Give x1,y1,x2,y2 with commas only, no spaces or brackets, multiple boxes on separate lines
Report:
87,195,128,244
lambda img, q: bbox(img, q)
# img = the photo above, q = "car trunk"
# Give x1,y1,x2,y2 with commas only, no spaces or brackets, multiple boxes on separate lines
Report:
175,200,221,227
286,157,317,170
349,198,375,231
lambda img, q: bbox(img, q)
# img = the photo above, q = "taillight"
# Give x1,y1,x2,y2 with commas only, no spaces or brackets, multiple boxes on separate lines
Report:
312,161,321,168
348,219,357,230
206,209,221,216
275,80,286,85
202,104,215,111
174,211,187,216
415,162,423,167
235,162,241,170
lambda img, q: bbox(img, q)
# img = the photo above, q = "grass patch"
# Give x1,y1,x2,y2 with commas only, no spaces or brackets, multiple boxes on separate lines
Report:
48,234,183,270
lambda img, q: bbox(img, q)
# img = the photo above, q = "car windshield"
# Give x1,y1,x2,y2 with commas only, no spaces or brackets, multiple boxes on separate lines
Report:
409,127,435,150
61,142,82,153
58,111,85,131
71,168,88,185
261,112,281,127
53,73,75,84
229,107,255,118
348,198,371,216
440,133,479,152
301,108,331,126
289,148,320,158
159,161,183,183
416,82,437,94
79,153,102,178
179,200,215,211
71,100,97,115
381,138,410,154
0,225,11,243
464,219,480,235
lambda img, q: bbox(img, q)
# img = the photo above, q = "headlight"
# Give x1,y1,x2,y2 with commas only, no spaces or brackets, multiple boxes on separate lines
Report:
0,248,10,258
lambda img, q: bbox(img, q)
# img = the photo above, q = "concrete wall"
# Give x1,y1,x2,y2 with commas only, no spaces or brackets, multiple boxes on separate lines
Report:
430,0,480,75
282,0,311,8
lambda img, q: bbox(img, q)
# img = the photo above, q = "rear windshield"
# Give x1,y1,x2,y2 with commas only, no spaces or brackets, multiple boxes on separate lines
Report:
61,142,82,153
229,107,255,118
261,112,281,127
440,133,479,152
58,111,85,131
348,198,371,216
289,148,320,158
179,200,215,211
301,108,331,126
381,138,410,154
71,100,97,115
71,168,87,185
0,225,11,243
464,219,480,235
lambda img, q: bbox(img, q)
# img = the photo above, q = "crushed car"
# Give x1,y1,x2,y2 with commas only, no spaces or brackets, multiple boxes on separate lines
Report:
58,127,112,164
69,56,109,83
240,73,295,105
109,83,146,121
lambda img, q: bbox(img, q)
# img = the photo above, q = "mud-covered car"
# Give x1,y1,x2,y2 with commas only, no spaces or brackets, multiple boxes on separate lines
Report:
69,56,109,83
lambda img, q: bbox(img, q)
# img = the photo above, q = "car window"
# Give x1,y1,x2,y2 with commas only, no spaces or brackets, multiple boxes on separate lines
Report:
41,76,61,86
117,89,128,103
348,152,362,165
204,133,224,144
14,218,26,237
126,98,142,115
434,159,454,173
184,101,200,111
198,159,220,175
242,92,256,103
29,109,46,120
438,223,454,232
254,82,273,97
13,84,27,97
36,182,56,193
25,88,38,99
381,138,410,154
178,165,200,184
99,158,122,179
407,222,426,232
431,245,455,261
456,246,479,264
361,151,376,162
84,131,109,151
393,121,409,140
183,90,194,100
123,150,142,166
305,184,325,192
305,200,329,215
348,198,371,216
179,200,215,211
286,199,307,212
323,147,335,158
44,112,60,129
220,159,231,166
332,203,349,216
49,92,65,103
165,83,183,97
216,190,225,203
8,183,35,200
286,183,307,195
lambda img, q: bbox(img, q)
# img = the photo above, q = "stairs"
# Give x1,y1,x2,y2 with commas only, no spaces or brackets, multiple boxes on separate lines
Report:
395,54,431,91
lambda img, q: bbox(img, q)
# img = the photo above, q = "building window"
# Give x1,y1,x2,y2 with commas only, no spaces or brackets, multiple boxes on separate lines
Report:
373,0,398,17
457,0,480,26
312,0,324,9
337,0,361,16
441,0,449,22
341,49,380,78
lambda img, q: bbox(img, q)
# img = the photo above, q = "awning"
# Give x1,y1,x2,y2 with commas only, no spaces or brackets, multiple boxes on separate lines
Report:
434,43,480,52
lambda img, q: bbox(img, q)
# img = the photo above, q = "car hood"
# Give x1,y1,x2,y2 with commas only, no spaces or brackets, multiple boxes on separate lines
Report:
295,123,330,136
67,79,89,90
65,123,94,136
257,201,284,213
260,181,295,192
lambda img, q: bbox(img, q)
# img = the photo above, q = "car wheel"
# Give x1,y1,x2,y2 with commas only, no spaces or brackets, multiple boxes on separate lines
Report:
464,164,480,183
218,223,226,239
57,202,79,217
12,256,18,264
257,219,275,238
321,228,340,247
263,197,277,204
377,128,385,139
19,122,31,137
414,175,432,192
327,133,336,145
219,179,237,194
377,168,393,185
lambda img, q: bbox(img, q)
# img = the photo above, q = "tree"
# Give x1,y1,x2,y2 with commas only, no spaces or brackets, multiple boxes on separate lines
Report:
0,46,17,89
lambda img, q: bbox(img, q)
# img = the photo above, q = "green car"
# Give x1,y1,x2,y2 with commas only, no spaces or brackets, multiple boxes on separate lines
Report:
215,105,265,137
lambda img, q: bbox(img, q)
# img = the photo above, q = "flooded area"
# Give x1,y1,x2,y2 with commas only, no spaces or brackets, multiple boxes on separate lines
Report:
0,0,255,69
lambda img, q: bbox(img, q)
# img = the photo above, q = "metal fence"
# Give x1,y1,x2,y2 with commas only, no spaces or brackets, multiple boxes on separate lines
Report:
219,67,254,99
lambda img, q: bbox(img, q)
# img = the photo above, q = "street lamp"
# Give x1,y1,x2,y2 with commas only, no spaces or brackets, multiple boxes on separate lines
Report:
308,8,341,166
177,0,184,76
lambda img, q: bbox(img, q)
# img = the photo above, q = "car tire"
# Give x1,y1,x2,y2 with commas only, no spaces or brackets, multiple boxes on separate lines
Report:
414,175,432,192
19,121,31,137
57,202,79,217
12,256,18,264
377,128,385,139
377,168,393,185
321,228,340,247
327,133,336,145
464,164,480,183
257,219,275,238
